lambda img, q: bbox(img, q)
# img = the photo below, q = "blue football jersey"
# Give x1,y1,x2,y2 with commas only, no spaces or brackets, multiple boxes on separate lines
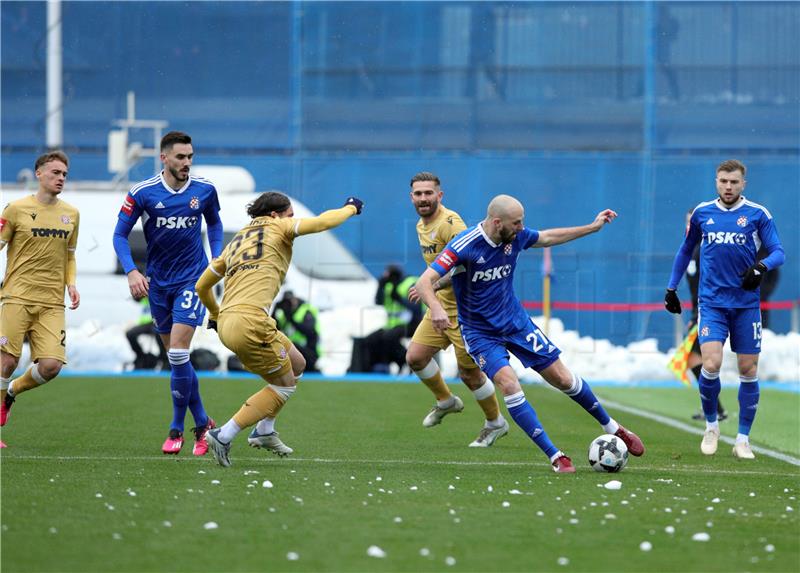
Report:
118,174,221,288
431,223,540,335
684,198,782,309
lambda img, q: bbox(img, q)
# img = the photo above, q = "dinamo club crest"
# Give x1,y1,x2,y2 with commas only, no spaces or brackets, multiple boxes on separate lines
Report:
504,244,513,255
189,196,200,210
736,216,748,227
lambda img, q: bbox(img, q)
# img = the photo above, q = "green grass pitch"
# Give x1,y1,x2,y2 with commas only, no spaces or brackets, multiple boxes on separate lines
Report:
1,376,798,572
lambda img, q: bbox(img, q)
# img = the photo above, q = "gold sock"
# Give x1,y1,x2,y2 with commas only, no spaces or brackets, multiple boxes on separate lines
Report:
420,371,452,402
233,386,286,428
477,394,501,422
9,368,44,397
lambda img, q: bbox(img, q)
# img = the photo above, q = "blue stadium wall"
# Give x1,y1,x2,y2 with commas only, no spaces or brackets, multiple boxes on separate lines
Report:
3,1,798,349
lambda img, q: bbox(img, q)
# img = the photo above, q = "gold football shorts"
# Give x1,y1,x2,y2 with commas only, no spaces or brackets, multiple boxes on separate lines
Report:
410,312,478,371
218,308,292,380
0,302,67,363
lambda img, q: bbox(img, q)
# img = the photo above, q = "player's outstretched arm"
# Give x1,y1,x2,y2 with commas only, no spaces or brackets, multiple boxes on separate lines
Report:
415,267,451,333
296,197,363,236
535,209,618,247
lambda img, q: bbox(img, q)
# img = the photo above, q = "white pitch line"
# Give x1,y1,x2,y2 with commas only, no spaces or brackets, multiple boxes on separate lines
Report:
2,454,797,477
599,397,800,467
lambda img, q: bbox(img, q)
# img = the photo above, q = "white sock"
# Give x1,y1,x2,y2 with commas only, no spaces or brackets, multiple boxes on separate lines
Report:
218,420,242,444
602,419,620,434
706,420,720,432
735,433,749,445
486,415,506,429
0,376,10,391
256,417,276,435
437,395,456,409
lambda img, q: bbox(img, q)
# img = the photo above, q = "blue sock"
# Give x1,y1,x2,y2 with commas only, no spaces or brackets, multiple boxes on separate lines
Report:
187,367,209,429
564,375,611,425
168,349,192,432
504,391,559,459
737,377,760,436
698,368,721,423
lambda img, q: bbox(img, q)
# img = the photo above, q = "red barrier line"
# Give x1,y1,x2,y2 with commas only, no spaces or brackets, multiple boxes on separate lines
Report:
522,300,797,312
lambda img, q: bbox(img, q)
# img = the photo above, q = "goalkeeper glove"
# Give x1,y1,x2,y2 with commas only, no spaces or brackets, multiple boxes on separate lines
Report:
664,289,682,314
344,197,364,214
740,261,767,291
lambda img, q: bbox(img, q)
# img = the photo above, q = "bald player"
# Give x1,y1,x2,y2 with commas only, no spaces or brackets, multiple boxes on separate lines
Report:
405,172,508,447
196,192,363,467
414,195,645,473
1,151,81,441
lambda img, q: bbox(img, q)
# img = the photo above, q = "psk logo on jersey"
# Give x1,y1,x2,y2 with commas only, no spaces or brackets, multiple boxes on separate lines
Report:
504,244,513,255
189,196,200,210
61,215,70,224
707,231,746,246
472,264,512,283
737,215,748,227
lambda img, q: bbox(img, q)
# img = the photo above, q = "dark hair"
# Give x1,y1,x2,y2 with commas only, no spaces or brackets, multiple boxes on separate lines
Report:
717,159,746,177
35,151,69,171
410,171,440,187
247,191,292,218
160,131,192,152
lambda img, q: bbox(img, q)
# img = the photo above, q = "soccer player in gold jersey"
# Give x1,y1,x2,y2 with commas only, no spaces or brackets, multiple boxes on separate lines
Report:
196,192,363,466
0,152,81,443
405,172,508,447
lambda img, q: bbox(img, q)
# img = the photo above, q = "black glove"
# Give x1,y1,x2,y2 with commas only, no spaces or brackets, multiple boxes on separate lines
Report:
664,289,682,314
740,261,767,291
344,197,364,214
207,319,218,332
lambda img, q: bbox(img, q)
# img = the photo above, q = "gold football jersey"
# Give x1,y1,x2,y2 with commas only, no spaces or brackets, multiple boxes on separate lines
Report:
208,215,298,314
416,205,466,315
0,195,79,308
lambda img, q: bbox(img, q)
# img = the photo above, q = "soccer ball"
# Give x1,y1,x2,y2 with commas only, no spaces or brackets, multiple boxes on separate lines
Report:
587,434,628,472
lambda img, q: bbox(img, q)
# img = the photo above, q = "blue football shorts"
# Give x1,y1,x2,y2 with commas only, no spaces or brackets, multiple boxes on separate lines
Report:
461,319,562,380
148,279,207,334
697,305,762,354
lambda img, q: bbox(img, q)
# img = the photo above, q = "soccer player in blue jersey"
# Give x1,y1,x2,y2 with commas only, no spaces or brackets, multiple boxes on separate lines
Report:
665,159,785,460
113,131,224,456
415,195,645,473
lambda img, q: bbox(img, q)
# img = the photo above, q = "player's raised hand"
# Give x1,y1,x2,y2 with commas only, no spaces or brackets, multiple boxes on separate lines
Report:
344,197,364,214
593,209,618,229
127,269,150,301
664,289,682,314
67,285,81,310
